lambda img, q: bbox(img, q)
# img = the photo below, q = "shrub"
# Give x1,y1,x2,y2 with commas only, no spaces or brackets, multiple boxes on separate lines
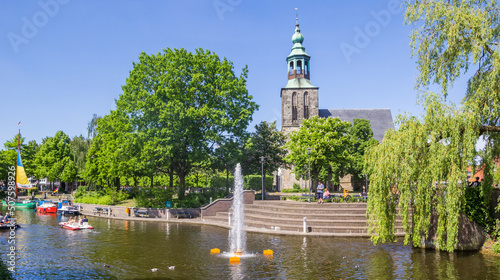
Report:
74,185,88,198
74,186,129,205
173,190,228,208
463,187,495,233
133,187,174,208
493,241,500,254
244,175,273,191
293,183,300,190
282,188,308,193
209,174,234,191
283,195,301,201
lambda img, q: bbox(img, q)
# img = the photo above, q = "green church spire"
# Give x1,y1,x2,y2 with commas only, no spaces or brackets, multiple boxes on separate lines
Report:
285,10,315,89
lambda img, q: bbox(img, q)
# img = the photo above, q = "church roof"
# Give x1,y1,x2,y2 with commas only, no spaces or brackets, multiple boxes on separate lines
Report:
318,108,394,141
284,78,317,89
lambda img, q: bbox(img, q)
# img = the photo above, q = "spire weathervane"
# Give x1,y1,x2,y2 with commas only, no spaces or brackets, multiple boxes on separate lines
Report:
295,8,299,26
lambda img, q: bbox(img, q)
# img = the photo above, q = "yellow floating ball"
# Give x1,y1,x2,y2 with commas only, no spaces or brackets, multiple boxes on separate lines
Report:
210,248,220,254
263,249,273,256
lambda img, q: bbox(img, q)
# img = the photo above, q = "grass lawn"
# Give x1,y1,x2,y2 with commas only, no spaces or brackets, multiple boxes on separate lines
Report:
114,199,136,207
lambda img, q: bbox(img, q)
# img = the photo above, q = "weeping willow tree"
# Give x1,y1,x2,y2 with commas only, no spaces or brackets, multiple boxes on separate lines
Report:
365,0,500,252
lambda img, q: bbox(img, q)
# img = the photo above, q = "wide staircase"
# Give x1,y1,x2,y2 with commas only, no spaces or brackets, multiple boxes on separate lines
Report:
202,200,407,236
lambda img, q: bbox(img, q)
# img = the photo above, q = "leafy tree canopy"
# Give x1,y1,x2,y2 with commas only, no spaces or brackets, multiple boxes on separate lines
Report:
35,131,77,183
242,121,287,176
115,47,258,198
285,116,353,187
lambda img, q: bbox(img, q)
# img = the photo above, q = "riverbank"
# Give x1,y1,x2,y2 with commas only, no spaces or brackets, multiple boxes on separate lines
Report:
76,202,372,237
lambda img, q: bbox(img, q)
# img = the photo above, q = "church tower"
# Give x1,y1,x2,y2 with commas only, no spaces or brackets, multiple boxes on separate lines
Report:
281,17,319,134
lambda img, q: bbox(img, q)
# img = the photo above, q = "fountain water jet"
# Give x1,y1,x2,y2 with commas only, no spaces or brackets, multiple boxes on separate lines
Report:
229,163,246,255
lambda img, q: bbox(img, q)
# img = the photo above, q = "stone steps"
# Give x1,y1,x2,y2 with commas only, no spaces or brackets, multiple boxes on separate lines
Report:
245,204,367,215
202,200,407,236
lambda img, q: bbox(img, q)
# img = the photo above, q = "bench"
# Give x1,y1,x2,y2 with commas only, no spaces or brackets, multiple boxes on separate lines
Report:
92,207,103,214
134,210,149,218
299,194,315,201
174,211,192,219
328,193,368,202
102,208,112,214
352,194,364,202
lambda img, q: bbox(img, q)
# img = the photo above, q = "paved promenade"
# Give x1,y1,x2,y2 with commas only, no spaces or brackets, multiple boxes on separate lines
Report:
75,200,404,237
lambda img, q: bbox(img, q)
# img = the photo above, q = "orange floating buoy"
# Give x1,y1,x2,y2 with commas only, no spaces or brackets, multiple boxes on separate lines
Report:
234,249,243,256
263,249,273,256
210,248,220,254
229,256,240,263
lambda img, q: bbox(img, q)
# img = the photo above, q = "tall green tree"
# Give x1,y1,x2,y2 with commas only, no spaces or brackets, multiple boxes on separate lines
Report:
365,0,500,252
117,48,258,198
285,117,352,188
87,114,101,140
84,110,143,189
348,119,378,179
35,131,77,186
70,135,91,179
242,121,287,177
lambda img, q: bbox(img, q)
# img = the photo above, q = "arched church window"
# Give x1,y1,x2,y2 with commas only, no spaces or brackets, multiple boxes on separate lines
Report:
305,61,308,75
292,92,298,121
289,61,294,76
304,92,309,119
297,61,302,74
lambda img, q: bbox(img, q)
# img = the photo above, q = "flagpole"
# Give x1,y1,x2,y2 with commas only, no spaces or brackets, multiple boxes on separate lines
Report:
16,124,20,199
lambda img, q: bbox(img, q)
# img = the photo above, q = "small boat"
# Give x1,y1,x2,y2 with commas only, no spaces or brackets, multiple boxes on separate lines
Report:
36,201,58,213
2,199,37,209
0,223,20,230
59,221,94,230
0,218,20,230
57,201,80,215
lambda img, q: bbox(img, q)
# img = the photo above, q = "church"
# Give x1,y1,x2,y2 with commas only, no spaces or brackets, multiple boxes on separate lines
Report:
279,18,394,191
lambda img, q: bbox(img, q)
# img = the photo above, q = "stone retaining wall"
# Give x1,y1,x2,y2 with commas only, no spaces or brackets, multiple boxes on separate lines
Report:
200,190,255,217
79,203,200,220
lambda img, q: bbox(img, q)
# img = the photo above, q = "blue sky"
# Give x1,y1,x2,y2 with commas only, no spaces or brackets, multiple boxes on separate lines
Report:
0,0,468,147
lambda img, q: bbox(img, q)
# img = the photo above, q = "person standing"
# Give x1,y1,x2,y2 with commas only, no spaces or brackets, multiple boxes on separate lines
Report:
317,182,325,204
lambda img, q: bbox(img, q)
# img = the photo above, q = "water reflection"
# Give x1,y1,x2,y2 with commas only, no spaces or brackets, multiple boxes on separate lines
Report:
1,207,499,279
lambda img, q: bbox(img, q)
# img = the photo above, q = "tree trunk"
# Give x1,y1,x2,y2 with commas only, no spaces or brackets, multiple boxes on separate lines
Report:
115,177,120,191
178,173,186,200
169,168,174,189
134,176,137,188
150,175,154,188
225,165,229,192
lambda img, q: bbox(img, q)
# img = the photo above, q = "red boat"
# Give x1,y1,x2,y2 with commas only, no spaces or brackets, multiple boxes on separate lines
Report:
36,202,58,213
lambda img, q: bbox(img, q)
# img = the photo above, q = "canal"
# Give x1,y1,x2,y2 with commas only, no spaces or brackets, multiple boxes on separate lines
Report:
1,207,500,279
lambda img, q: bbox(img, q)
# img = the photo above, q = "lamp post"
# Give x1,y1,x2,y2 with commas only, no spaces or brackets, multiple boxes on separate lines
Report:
307,148,311,203
260,156,265,200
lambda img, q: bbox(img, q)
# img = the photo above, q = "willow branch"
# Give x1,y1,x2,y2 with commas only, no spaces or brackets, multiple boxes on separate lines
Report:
480,125,500,133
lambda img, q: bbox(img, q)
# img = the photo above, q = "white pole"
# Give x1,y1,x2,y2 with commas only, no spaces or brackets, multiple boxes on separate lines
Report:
228,212,232,226
167,209,170,220
108,207,111,217
303,217,307,233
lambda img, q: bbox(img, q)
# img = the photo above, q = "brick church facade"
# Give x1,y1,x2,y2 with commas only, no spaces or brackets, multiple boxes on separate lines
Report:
278,19,394,191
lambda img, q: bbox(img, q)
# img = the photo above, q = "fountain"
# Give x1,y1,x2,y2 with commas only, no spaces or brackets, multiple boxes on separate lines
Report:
229,163,246,255
211,163,269,263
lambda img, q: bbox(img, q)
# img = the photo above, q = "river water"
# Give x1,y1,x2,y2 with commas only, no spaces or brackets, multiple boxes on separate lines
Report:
1,207,500,279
